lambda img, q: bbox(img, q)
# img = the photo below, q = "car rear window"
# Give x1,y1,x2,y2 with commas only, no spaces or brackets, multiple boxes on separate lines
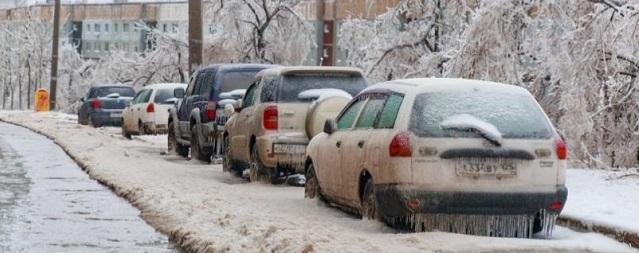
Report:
93,87,135,98
277,73,367,102
153,88,177,103
410,91,553,139
217,70,260,98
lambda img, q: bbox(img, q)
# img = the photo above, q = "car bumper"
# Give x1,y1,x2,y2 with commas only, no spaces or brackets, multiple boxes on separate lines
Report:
375,184,568,218
91,110,123,126
256,134,308,172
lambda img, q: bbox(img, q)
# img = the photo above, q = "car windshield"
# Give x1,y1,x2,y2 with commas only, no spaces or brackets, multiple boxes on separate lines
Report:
94,87,135,98
278,73,367,102
410,91,553,139
218,70,260,97
153,88,178,103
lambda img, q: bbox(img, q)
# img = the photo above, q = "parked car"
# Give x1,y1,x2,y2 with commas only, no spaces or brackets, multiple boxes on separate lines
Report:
78,84,136,127
223,66,368,183
121,83,187,139
304,78,568,238
168,64,277,162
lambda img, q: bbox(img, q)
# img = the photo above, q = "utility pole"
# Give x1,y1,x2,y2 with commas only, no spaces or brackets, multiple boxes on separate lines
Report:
188,0,203,75
49,0,61,110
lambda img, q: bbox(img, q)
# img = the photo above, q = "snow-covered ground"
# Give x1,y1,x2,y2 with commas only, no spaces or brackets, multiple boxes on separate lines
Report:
0,111,636,253
563,168,639,234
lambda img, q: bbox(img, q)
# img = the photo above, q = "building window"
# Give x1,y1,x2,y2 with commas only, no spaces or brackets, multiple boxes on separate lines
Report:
105,24,109,33
123,23,130,32
163,24,167,33
105,42,109,50
87,24,91,32
95,24,100,33
172,23,178,33
115,23,119,33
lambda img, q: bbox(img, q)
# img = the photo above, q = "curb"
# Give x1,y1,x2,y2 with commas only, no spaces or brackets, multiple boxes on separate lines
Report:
558,216,639,249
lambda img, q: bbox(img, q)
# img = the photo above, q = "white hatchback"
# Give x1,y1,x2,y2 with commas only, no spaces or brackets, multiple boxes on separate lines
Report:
305,78,568,238
122,83,187,138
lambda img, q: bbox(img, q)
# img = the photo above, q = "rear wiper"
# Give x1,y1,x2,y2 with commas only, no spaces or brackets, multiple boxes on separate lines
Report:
440,114,503,146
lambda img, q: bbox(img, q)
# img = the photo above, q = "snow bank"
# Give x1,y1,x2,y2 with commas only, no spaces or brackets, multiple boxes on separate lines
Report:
0,111,635,253
440,114,503,145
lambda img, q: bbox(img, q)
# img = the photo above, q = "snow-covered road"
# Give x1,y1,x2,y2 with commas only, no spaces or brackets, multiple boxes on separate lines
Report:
0,111,636,253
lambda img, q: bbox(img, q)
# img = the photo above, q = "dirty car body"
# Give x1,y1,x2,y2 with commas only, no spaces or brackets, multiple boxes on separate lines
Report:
305,78,568,238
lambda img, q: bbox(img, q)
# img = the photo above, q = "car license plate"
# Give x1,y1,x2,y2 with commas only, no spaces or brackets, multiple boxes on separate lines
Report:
110,113,122,118
273,144,306,154
454,158,517,177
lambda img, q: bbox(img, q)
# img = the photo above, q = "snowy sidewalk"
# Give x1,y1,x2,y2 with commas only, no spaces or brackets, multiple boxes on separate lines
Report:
562,168,639,247
0,111,636,253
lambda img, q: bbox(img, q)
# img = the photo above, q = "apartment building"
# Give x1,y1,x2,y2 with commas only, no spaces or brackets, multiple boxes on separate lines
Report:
0,0,400,64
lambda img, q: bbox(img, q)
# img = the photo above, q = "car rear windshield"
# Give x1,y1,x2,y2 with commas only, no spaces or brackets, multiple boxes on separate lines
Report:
410,91,553,139
217,70,260,98
94,87,135,98
153,89,177,103
277,73,367,102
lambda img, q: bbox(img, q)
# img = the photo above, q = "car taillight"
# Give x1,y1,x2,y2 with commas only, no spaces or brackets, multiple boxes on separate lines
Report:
554,136,567,160
91,99,101,109
263,105,278,130
550,201,563,211
146,103,155,113
389,131,412,157
206,101,217,121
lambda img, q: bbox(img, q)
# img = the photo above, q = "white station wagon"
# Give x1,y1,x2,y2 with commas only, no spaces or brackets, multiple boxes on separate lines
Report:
304,78,568,238
122,83,187,138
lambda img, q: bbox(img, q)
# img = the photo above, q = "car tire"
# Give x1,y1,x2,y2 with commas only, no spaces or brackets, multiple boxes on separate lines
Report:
249,146,273,183
90,117,101,128
168,121,189,158
138,121,146,136
223,136,242,176
121,125,132,139
78,113,88,125
305,163,321,199
362,178,379,220
191,127,211,163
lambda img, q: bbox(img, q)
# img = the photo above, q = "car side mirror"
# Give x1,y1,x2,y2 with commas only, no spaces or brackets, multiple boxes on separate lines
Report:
323,119,337,135
174,87,185,99
234,100,242,112
80,97,85,102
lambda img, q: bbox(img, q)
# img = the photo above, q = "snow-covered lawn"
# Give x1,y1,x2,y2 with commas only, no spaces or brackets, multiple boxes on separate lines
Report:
0,111,636,253
564,168,639,234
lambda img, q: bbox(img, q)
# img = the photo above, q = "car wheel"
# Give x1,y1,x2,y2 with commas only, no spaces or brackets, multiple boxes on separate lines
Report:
191,128,211,162
168,121,189,158
223,136,241,176
362,178,379,220
305,163,321,199
78,113,87,125
250,146,272,183
121,125,132,139
138,121,146,135
90,117,101,128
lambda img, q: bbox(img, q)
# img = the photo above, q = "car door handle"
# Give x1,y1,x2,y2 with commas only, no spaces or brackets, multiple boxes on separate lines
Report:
336,141,341,148
358,140,365,148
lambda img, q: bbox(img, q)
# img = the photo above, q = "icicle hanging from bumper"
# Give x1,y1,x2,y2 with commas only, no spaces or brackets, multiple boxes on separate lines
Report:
389,210,558,238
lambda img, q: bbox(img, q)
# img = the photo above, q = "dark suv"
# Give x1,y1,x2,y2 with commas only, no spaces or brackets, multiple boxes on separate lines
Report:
168,64,277,162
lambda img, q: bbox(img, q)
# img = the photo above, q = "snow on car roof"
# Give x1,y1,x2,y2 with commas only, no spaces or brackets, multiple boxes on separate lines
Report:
261,66,364,77
141,83,187,90
366,78,530,95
